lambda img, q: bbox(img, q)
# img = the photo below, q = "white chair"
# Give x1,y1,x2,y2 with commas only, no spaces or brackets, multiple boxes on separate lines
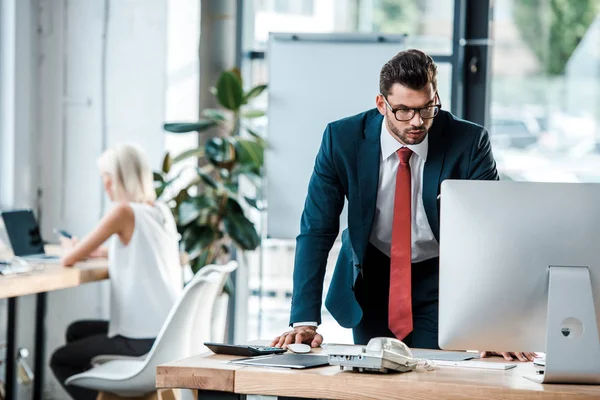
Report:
65,261,238,398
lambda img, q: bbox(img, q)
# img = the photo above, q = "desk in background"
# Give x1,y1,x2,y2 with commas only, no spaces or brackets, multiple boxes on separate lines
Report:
156,351,600,400
0,245,109,400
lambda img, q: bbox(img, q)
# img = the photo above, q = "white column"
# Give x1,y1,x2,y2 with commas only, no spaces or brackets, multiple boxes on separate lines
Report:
0,0,39,211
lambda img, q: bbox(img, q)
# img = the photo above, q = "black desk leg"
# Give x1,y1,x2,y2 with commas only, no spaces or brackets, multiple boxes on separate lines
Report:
5,297,18,400
196,392,310,400
197,391,247,399
33,292,47,400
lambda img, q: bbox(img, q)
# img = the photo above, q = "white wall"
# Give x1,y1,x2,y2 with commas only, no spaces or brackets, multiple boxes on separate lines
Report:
0,0,168,398
1,1,40,399
39,0,167,243
0,0,39,211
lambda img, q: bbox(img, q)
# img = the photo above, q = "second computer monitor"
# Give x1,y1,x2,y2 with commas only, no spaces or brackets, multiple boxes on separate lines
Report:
438,180,600,384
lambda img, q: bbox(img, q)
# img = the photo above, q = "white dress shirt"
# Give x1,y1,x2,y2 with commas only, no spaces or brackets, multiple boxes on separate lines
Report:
369,117,439,262
293,117,439,328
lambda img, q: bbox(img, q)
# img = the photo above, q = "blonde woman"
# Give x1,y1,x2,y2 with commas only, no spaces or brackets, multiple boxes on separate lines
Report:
50,144,183,400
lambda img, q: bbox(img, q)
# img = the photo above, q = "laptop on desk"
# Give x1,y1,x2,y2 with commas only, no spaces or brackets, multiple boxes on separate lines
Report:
1,209,60,263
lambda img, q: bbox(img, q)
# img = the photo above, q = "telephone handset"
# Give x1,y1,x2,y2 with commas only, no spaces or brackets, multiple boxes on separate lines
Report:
327,337,434,373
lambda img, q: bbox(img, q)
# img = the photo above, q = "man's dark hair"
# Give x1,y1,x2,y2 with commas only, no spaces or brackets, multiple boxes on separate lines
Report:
379,49,438,96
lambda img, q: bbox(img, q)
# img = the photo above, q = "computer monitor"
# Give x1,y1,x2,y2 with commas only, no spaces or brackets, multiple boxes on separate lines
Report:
1,210,46,256
438,180,600,384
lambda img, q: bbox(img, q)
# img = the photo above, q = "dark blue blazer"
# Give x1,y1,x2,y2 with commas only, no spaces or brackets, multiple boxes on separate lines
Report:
289,108,499,328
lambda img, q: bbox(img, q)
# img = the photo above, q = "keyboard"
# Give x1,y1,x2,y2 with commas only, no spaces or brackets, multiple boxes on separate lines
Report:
204,342,287,357
433,360,517,370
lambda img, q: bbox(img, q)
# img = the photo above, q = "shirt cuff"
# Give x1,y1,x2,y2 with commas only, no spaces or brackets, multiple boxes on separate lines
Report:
292,321,319,328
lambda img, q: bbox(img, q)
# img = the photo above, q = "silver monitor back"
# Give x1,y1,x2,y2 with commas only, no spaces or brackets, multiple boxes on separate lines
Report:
438,180,600,384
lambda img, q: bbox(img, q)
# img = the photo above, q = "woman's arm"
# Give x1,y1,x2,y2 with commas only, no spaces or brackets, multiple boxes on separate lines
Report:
62,202,134,266
60,237,109,258
89,246,109,258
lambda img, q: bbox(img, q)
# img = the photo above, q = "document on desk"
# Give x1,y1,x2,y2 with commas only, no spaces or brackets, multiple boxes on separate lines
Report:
433,360,517,370
230,354,330,369
410,350,478,361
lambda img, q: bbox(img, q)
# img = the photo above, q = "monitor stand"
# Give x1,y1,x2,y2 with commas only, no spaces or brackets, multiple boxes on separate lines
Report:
526,266,600,384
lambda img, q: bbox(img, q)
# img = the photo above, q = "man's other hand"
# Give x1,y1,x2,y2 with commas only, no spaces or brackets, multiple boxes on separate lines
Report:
270,326,323,349
480,351,536,362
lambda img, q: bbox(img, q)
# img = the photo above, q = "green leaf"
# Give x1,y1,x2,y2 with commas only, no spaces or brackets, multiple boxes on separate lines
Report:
155,184,166,199
242,109,266,119
244,196,264,210
164,120,217,133
205,137,236,167
231,67,243,84
153,171,165,183
155,178,176,200
162,153,172,173
182,175,202,192
223,198,260,250
178,199,201,226
216,70,244,111
173,147,205,163
201,108,227,122
231,167,262,187
242,84,267,104
178,195,217,226
196,167,218,189
183,224,217,250
246,128,268,148
191,246,215,273
175,188,190,205
224,182,238,195
234,138,264,169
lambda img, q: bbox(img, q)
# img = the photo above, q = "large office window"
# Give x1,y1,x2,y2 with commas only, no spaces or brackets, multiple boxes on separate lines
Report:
252,0,453,53
243,0,461,343
163,0,201,197
491,0,600,182
164,0,199,155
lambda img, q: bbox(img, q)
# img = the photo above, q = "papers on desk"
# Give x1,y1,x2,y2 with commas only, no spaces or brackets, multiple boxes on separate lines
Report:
433,360,517,370
410,349,478,362
230,354,330,369
0,263,36,275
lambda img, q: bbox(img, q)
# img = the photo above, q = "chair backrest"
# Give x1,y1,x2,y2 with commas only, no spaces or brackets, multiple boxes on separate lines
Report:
135,261,237,378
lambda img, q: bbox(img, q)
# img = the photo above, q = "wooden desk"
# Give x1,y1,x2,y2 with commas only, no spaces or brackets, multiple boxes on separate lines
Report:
0,244,109,297
0,245,109,400
156,351,600,400
0,256,109,298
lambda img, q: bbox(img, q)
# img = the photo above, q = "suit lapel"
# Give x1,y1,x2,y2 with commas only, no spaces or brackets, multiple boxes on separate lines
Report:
422,112,448,241
355,113,383,261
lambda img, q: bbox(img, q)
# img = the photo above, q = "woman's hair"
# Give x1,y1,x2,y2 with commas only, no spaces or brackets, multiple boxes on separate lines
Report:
97,143,156,203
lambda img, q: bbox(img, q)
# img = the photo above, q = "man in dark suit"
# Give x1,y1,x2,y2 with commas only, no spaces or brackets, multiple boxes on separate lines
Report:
272,49,534,361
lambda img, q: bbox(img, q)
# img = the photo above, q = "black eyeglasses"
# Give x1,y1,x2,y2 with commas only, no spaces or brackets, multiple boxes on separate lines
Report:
382,93,442,122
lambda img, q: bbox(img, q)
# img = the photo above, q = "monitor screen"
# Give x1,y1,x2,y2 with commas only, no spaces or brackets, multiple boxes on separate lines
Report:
438,180,600,384
1,210,45,257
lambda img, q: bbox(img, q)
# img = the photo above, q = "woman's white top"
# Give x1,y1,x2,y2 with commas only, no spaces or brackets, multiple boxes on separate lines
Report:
108,202,183,339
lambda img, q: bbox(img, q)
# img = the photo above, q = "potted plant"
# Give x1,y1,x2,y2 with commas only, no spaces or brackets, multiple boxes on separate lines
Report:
154,68,267,339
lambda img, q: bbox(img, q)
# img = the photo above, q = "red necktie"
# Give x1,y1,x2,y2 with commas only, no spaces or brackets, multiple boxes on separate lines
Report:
389,147,413,340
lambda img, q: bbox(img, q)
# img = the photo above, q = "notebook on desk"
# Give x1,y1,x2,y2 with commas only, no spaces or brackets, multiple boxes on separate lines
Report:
230,354,330,369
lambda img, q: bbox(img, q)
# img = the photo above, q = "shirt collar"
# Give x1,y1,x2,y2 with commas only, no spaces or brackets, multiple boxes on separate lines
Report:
380,116,428,161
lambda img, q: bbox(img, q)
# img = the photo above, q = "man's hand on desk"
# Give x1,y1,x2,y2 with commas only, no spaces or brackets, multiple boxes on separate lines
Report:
270,326,324,349
480,351,536,362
